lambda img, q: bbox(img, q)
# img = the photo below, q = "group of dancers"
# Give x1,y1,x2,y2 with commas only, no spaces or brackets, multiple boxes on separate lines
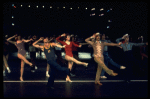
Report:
3,32,148,89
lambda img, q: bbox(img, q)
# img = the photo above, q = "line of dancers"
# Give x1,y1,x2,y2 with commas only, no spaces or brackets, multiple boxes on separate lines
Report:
3,32,148,89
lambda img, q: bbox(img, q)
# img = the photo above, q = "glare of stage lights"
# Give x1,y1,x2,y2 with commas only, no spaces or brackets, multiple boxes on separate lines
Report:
78,7,79,9
21,5,22,7
85,7,87,10
12,16,14,18
107,10,110,12
91,8,95,11
12,4,14,7
36,6,38,8
100,8,104,11
91,13,95,16
110,8,112,10
108,20,112,22
100,13,104,16
50,6,52,8
42,6,44,8
28,5,30,7
63,6,65,8
70,7,72,10
107,26,110,28
12,23,14,26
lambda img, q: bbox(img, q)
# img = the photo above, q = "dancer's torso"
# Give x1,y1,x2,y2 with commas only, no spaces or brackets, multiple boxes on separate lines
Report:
15,41,26,56
64,42,74,57
92,41,104,58
43,43,56,61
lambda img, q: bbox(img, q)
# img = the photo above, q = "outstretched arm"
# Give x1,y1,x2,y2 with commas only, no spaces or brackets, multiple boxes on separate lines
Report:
32,37,44,49
104,42,122,46
6,34,17,45
51,43,66,48
22,38,33,43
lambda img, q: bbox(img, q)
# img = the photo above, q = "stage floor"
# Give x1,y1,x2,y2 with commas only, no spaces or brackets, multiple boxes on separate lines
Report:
3,59,148,98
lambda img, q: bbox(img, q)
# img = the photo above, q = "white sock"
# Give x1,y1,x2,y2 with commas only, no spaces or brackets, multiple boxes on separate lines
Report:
3,71,5,73
7,67,10,71
46,71,49,74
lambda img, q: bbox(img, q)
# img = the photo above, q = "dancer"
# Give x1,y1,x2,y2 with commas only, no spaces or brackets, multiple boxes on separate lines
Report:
100,33,126,79
85,32,121,85
71,35,89,76
32,37,75,89
56,33,88,82
3,38,11,76
116,34,148,82
6,34,37,81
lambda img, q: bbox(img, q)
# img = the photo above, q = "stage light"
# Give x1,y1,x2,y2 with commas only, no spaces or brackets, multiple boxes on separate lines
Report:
91,8,95,11
21,5,22,7
28,5,30,7
78,7,79,9
85,7,87,10
100,8,104,11
110,8,112,10
107,26,110,28
101,13,104,16
50,6,52,8
63,6,65,8
14,6,16,8
12,23,14,26
107,10,110,12
12,4,14,7
70,7,72,10
12,16,14,18
36,6,38,8
42,6,44,8
108,20,112,22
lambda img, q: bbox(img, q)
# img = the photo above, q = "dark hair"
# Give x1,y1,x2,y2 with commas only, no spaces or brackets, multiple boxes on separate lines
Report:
64,33,70,41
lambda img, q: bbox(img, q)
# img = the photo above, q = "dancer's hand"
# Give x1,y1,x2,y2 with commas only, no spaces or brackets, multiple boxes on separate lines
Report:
39,37,44,41
91,34,96,38
61,33,66,37
79,45,82,47
30,38,33,41
118,42,122,45
62,45,66,48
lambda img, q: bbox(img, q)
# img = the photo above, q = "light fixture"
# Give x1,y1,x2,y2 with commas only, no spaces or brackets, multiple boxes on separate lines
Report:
107,26,110,28
36,6,38,8
101,13,104,16
70,7,72,10
50,6,52,8
91,8,95,11
100,8,104,11
21,5,22,7
110,8,112,10
107,10,110,12
78,7,79,9
28,5,30,7
63,6,65,8
108,20,112,22
12,4,14,7
42,6,44,8
85,7,87,10
12,23,15,26
12,16,14,18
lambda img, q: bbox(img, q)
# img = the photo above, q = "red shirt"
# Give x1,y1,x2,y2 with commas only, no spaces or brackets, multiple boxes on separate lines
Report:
56,36,79,57
72,41,79,51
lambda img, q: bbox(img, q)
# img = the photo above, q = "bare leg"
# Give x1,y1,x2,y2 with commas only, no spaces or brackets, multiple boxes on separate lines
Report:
46,63,50,77
20,59,25,81
66,61,73,82
3,55,9,69
65,55,88,67
17,53,32,66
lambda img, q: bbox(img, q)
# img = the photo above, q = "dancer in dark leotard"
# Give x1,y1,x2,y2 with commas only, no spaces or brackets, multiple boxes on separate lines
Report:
7,34,37,81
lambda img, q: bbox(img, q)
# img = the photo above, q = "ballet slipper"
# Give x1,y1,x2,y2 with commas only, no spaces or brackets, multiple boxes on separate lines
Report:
95,81,103,85
110,70,118,76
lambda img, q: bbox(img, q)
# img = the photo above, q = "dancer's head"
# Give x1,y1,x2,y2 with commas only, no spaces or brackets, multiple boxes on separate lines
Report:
102,33,106,40
65,33,71,41
124,35,129,43
43,37,49,47
95,32,101,41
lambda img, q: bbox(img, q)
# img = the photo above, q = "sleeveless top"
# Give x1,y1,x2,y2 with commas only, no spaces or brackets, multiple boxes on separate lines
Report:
43,43,56,61
92,41,104,58
15,41,26,56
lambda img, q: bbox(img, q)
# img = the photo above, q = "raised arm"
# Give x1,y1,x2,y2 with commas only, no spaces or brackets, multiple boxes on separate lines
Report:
131,42,148,46
32,37,44,49
56,33,66,45
85,34,95,45
6,34,17,45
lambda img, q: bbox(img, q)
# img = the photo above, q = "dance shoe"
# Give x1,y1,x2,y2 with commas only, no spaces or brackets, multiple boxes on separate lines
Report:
7,67,11,73
46,73,50,77
66,78,72,82
110,70,118,76
100,76,107,79
120,66,126,69
95,81,103,85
